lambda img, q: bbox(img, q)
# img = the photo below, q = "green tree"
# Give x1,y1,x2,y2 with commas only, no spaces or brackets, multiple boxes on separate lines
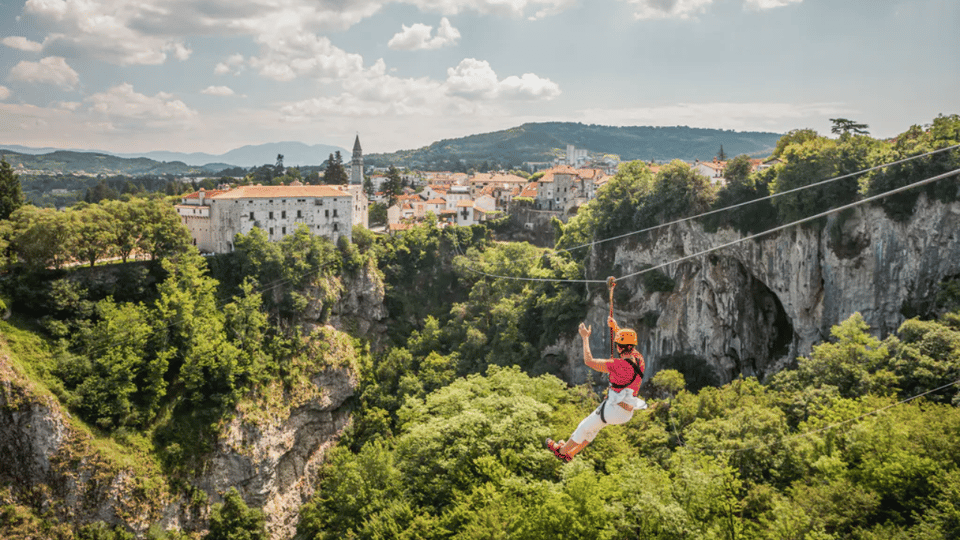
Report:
67,299,155,429
84,179,119,203
368,202,388,226
772,128,820,158
154,250,242,407
770,312,895,400
9,205,75,269
102,198,145,263
830,118,870,136
383,165,403,206
717,144,727,161
138,198,191,260
646,159,717,226
324,152,348,185
73,204,119,267
206,488,267,540
723,154,753,186
0,158,25,220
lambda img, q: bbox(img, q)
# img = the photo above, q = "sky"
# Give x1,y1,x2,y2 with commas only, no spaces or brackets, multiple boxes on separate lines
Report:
0,0,957,156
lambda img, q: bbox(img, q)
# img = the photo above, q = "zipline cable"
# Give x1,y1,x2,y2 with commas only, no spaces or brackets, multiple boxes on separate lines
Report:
457,167,960,284
484,143,960,266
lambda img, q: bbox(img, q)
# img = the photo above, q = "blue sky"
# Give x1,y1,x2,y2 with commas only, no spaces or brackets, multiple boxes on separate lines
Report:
1,0,957,155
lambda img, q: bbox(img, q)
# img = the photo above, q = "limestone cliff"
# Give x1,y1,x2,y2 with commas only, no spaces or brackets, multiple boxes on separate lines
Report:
0,259,382,538
559,196,960,390
0,324,358,539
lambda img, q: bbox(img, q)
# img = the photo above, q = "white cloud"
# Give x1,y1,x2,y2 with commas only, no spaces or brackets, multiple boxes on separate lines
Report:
2,36,43,52
280,55,559,125
446,58,559,100
19,1,577,68
202,85,235,96
85,83,198,131
389,17,461,50
249,30,365,81
446,58,503,98
744,0,802,9
404,0,576,19
0,86,10,100
620,0,715,20
215,54,246,75
23,0,192,65
8,56,79,90
499,73,561,99
619,0,801,19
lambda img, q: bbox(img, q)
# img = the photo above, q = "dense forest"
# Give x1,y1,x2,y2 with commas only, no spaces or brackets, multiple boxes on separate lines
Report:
0,115,959,539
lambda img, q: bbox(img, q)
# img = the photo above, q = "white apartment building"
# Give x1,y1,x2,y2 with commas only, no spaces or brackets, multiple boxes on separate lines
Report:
177,184,353,254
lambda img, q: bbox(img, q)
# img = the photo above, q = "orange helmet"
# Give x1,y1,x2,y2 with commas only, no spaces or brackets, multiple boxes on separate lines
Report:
614,329,638,347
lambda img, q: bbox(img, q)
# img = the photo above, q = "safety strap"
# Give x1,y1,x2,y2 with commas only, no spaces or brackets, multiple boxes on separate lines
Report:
610,355,644,390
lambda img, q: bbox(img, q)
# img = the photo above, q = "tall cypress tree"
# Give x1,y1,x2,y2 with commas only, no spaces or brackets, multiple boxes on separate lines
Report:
324,152,348,185
0,158,25,220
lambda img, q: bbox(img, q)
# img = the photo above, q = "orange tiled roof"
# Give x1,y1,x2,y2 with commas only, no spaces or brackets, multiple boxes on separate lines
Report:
182,189,228,200
519,182,538,197
211,185,347,199
700,161,725,171
424,198,447,204
456,200,474,207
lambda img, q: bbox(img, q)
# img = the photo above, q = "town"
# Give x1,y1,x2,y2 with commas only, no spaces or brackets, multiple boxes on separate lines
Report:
175,135,771,253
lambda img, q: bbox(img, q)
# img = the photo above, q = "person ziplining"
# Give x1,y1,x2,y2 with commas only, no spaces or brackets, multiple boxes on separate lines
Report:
547,277,647,462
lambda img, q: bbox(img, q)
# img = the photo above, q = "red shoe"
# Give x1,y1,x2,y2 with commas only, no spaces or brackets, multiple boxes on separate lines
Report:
545,438,572,462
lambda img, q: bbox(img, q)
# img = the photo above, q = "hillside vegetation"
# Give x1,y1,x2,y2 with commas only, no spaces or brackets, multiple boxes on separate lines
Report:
366,122,783,170
0,114,958,538
0,150,206,176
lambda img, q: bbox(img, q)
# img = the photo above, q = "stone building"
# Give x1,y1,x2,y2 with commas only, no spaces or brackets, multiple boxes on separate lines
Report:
176,184,353,253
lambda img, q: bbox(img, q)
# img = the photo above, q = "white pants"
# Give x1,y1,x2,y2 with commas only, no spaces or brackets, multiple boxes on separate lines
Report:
570,389,645,443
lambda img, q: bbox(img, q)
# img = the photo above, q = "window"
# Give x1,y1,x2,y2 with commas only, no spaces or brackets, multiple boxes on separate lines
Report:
282,226,286,234
333,209,338,217
269,211,274,219
325,209,329,218
269,227,274,235
297,210,302,218
281,210,286,219
333,223,338,232
249,211,254,220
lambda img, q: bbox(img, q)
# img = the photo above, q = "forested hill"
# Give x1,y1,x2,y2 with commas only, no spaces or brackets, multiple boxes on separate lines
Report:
0,149,215,176
366,122,783,170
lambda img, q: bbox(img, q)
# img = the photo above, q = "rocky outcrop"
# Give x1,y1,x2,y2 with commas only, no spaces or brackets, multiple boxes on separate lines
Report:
304,258,389,352
561,197,960,389
199,338,357,539
0,324,359,539
0,354,176,535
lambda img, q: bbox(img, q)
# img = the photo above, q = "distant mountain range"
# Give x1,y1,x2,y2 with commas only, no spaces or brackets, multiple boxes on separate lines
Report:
1,123,784,176
0,141,348,171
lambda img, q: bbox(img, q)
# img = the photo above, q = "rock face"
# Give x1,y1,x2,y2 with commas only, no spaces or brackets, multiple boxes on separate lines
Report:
562,197,960,389
200,361,356,539
0,265,381,539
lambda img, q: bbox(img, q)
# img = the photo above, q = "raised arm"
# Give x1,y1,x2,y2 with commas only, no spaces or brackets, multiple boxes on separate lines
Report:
579,322,610,373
